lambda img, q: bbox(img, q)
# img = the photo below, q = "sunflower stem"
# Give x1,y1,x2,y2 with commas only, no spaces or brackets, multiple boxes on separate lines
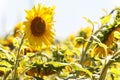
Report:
80,36,93,65
13,34,25,79
3,70,11,80
80,25,105,66
99,49,120,80
99,60,111,80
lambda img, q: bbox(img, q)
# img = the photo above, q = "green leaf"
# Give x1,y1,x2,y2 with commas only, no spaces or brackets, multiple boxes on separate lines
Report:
110,68,120,75
83,17,94,27
91,35,101,43
75,37,86,44
115,55,120,62
102,8,108,15
0,47,14,60
32,62,68,71
98,43,107,49
0,60,12,68
101,14,112,25
48,62,68,68
1,58,14,65
70,63,92,79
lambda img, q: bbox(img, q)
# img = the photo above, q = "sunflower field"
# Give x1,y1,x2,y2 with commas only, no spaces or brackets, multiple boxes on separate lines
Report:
0,3,120,80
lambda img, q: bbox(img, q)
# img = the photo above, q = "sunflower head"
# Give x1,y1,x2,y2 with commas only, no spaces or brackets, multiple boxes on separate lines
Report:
24,4,55,50
90,44,113,58
14,22,25,37
77,26,92,39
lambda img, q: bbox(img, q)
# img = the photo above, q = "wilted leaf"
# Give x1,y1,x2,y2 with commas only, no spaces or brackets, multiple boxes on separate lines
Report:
0,70,4,76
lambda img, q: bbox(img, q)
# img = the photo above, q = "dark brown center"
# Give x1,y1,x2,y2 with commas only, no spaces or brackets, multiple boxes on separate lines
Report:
31,17,46,37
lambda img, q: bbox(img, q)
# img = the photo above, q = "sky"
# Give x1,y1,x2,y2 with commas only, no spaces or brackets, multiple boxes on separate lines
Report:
0,0,120,39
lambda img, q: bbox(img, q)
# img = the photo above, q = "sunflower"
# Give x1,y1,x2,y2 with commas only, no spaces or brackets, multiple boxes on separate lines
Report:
73,26,92,48
14,22,25,37
91,25,120,58
24,4,55,49
2,36,15,50
77,26,92,39
91,44,113,58
105,26,120,47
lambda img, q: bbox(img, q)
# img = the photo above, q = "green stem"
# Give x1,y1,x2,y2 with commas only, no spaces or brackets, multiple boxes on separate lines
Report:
99,61,111,80
13,35,25,79
3,70,11,80
80,36,93,65
99,49,120,80
80,25,105,65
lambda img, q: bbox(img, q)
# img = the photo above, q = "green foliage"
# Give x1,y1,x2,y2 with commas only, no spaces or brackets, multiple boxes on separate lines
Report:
101,14,112,25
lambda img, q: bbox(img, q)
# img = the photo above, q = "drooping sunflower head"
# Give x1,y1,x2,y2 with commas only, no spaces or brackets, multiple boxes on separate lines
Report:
24,4,55,49
77,26,92,39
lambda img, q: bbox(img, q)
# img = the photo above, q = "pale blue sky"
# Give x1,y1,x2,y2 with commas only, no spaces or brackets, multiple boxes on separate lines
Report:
0,0,120,39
